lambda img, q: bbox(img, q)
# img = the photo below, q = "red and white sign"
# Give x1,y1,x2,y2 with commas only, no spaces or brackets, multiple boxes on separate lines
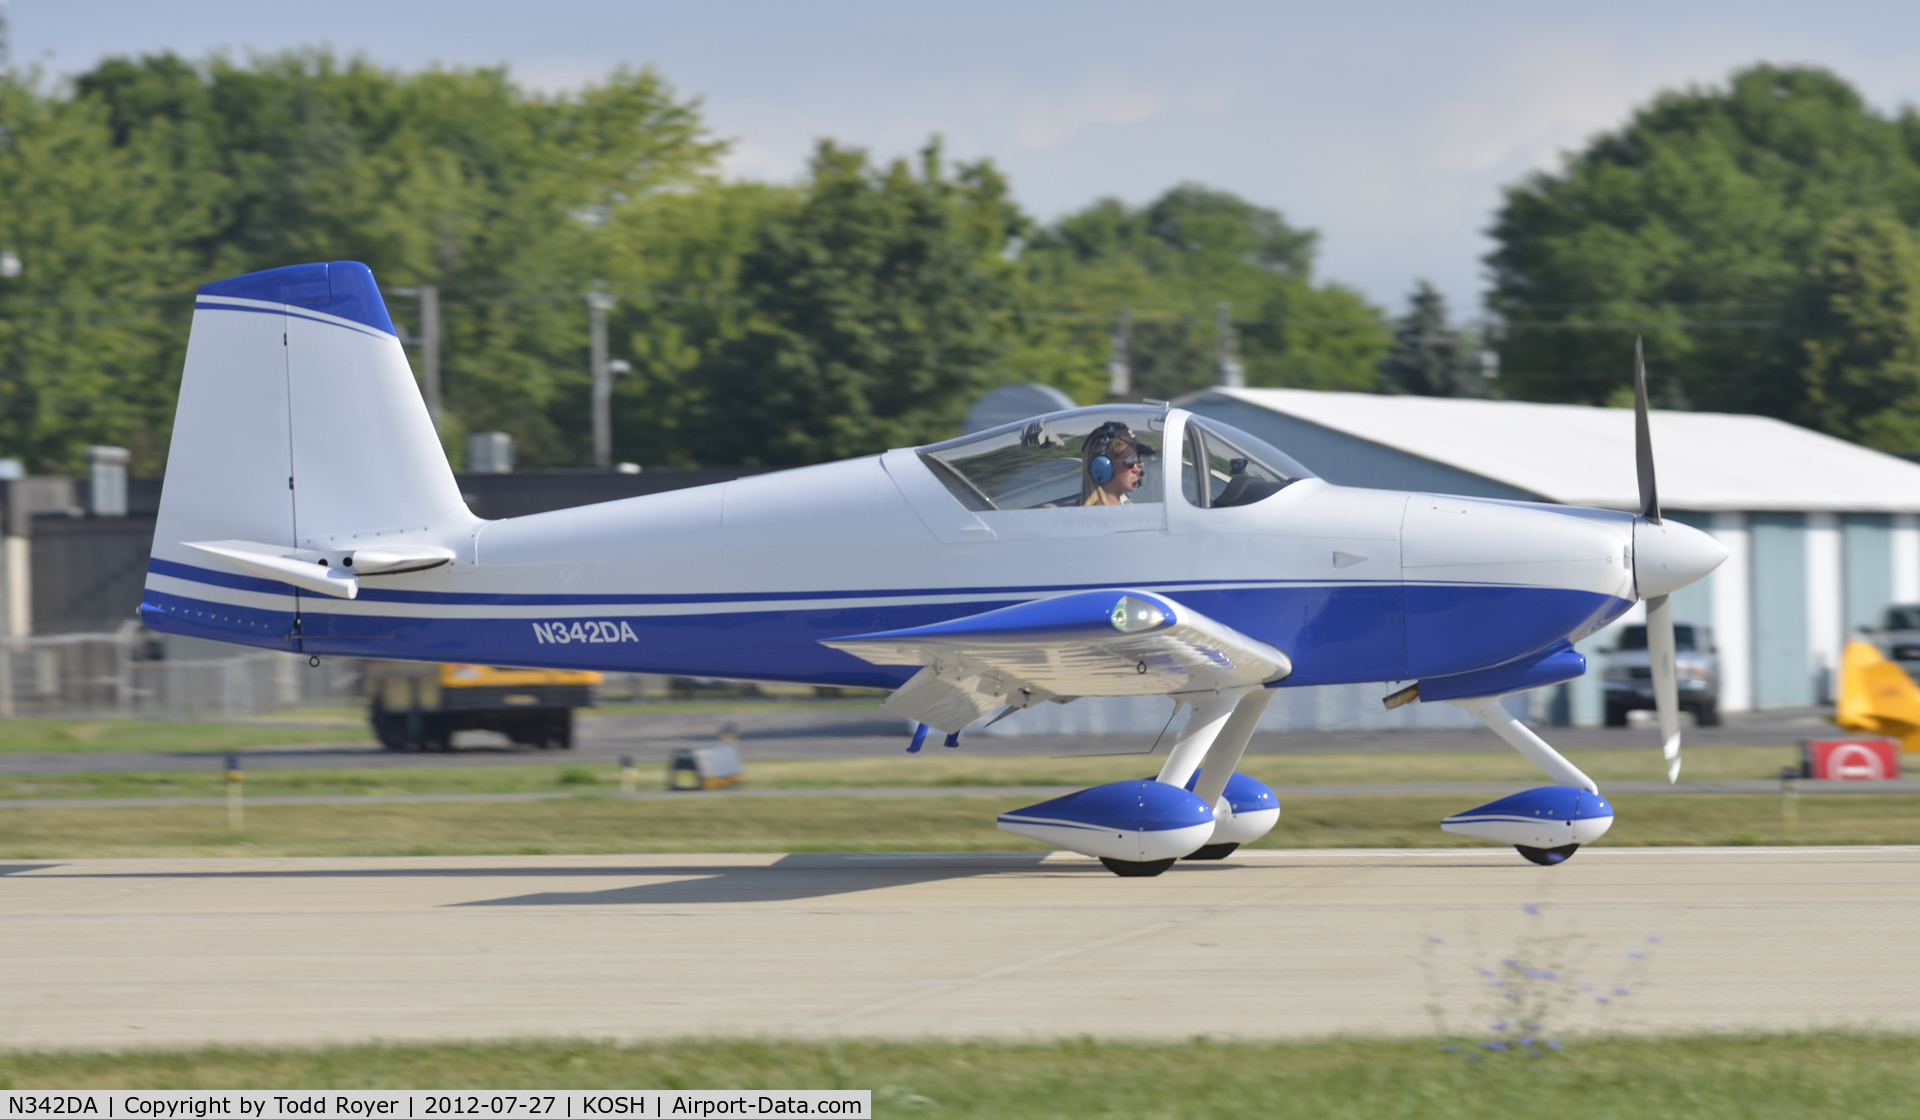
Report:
1804,738,1902,780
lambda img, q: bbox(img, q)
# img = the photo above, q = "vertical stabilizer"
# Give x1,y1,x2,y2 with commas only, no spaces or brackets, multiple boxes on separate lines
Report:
144,261,475,650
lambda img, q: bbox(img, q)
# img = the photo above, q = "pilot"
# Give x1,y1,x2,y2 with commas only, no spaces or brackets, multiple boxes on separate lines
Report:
1080,422,1153,506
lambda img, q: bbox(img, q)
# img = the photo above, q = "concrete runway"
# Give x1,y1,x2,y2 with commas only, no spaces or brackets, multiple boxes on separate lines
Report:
2,846,1916,1049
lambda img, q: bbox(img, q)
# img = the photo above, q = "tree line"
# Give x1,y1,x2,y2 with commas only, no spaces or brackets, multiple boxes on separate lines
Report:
4,53,1918,476
0,51,1386,474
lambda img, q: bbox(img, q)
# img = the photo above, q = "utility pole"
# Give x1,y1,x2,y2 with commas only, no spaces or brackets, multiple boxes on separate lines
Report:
1214,301,1245,388
1107,310,1132,399
588,284,615,470
419,284,441,431
387,285,443,431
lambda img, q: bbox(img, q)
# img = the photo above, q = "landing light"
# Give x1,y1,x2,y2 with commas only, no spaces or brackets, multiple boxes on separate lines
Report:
1110,596,1166,633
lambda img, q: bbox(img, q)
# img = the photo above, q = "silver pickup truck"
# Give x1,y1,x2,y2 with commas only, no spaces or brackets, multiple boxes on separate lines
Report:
1863,604,1920,682
1602,623,1721,727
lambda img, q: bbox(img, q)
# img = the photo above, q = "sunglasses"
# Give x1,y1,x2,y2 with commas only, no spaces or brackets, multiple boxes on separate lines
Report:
1113,455,1142,469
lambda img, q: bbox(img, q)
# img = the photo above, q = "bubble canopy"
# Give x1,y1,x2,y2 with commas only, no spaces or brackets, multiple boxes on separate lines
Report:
917,405,1312,512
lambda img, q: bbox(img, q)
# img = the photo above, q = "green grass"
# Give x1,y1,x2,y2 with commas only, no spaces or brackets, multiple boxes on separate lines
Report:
1,1035,1916,1117
0,791,1912,859
0,743,1817,802
0,717,369,755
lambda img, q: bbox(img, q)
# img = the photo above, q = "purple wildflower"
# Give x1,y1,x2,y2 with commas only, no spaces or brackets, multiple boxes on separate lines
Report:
1483,1041,1509,1052
1517,1036,1535,1047
1614,987,1630,996
1545,1040,1563,1050
1441,1045,1458,1052
1595,997,1611,1005
1491,1020,1509,1031
1628,951,1645,959
1522,902,1539,914
1647,935,1662,943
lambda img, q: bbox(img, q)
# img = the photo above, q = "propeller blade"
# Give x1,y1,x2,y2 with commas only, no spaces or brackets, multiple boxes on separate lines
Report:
1633,336,1661,525
1646,593,1681,781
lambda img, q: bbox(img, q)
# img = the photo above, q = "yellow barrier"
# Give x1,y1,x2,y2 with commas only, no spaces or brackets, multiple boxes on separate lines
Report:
1835,640,1920,753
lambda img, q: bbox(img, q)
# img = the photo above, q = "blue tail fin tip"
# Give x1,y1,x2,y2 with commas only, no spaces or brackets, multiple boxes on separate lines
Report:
197,261,395,337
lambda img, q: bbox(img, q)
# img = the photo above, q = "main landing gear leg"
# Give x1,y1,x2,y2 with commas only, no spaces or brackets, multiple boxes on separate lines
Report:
1181,689,1274,861
1448,696,1597,793
1447,695,1605,867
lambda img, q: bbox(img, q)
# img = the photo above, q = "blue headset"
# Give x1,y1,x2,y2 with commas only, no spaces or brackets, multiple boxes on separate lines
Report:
1087,423,1129,484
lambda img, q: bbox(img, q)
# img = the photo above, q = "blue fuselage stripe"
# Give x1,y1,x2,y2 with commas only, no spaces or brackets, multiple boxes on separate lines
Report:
142,558,1630,689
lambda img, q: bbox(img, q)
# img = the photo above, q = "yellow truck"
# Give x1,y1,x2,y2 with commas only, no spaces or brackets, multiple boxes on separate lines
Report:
365,661,602,751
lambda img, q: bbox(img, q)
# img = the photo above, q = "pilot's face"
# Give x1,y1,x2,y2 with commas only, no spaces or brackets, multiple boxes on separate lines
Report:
1108,442,1143,492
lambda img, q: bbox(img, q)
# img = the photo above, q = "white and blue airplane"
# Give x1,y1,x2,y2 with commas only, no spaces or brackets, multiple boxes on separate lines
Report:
142,262,1726,875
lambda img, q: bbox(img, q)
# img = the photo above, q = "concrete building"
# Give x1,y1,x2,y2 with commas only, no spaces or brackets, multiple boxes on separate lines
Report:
1181,387,1920,723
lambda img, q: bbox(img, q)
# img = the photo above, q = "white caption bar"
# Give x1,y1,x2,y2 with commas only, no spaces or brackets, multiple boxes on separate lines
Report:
0,1092,869,1120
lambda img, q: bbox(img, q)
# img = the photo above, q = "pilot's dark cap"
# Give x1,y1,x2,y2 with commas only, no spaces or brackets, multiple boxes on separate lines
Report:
1083,421,1157,456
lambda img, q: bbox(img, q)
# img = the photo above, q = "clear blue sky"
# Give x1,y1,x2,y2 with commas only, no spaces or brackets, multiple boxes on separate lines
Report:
12,1,1920,318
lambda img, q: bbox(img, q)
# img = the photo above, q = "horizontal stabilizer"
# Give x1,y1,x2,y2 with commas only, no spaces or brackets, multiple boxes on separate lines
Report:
823,589,1290,732
184,540,359,599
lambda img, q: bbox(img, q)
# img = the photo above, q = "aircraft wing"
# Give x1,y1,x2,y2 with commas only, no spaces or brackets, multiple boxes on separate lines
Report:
820,589,1292,733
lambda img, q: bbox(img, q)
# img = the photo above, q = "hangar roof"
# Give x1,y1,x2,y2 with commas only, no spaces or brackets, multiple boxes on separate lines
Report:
1184,387,1920,513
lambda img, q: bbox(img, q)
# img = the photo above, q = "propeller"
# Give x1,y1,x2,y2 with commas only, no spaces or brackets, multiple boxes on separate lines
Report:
1633,338,1683,782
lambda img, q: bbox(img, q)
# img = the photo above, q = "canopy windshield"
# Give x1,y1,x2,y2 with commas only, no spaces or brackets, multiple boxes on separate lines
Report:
1180,417,1313,508
919,406,1168,511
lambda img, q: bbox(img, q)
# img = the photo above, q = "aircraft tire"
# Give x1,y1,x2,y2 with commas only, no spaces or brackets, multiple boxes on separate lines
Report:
421,714,453,752
1182,843,1240,861
546,709,575,750
1515,843,1580,866
1099,857,1177,877
370,709,408,752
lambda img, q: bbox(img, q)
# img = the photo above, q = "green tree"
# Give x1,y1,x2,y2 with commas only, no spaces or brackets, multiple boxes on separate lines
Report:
2,50,724,472
0,75,206,473
690,140,1014,465
1487,63,1920,428
1011,185,1387,402
600,180,802,467
1789,212,1920,449
1378,280,1481,396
